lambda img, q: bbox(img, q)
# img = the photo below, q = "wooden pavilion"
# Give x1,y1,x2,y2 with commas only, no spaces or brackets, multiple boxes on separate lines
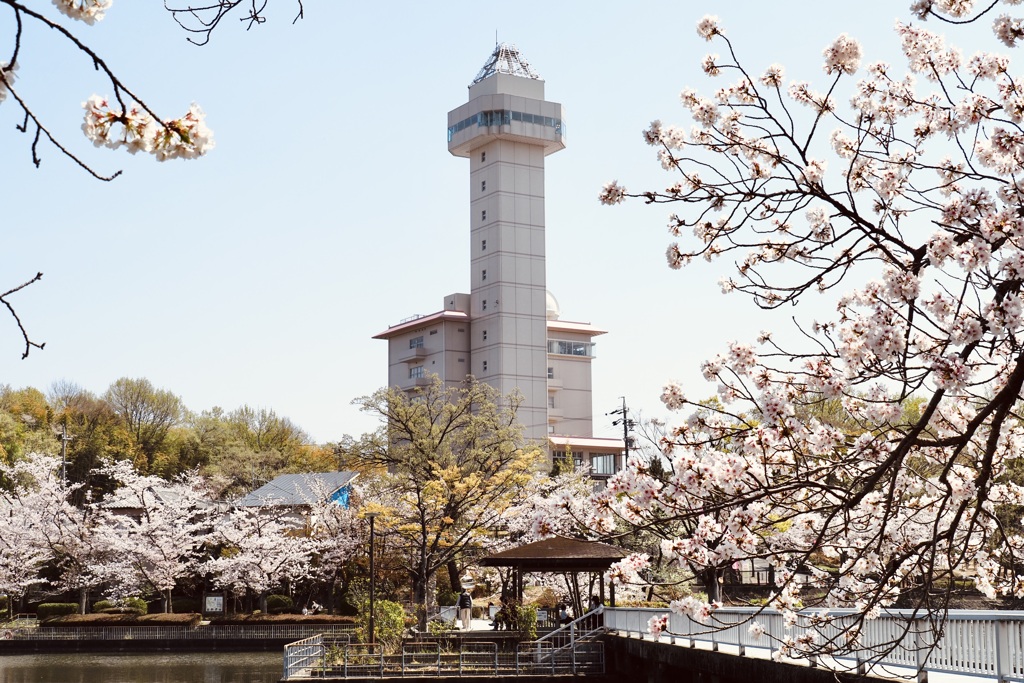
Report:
480,537,626,608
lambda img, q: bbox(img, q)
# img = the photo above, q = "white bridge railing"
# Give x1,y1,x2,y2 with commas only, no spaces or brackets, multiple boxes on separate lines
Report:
605,606,1024,683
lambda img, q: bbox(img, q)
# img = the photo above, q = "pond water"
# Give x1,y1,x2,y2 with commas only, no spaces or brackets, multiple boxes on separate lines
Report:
0,651,282,683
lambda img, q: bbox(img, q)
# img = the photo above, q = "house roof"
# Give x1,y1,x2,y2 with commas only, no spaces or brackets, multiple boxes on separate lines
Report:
372,310,470,339
480,537,626,572
235,471,358,507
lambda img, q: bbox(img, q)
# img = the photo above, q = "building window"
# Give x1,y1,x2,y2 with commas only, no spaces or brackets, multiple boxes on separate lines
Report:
481,151,486,162
548,339,596,357
482,360,488,372
482,300,487,311
482,330,488,341
458,357,465,363
482,269,487,281
481,209,487,221
409,336,424,349
429,329,437,335
481,180,486,192
547,367,554,379
482,239,487,251
549,396,555,408
409,366,425,379
591,454,617,476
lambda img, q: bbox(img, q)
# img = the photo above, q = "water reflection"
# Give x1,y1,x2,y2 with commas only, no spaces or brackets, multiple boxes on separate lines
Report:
0,651,281,683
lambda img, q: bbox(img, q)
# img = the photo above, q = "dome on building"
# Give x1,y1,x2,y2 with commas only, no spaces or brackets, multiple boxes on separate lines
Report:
546,291,560,320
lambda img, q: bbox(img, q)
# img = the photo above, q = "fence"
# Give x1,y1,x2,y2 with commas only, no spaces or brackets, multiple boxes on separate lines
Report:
0,624,354,642
605,606,1024,683
281,636,605,679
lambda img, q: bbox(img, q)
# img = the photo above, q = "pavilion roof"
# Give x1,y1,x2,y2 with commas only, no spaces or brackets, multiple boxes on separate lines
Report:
480,537,625,572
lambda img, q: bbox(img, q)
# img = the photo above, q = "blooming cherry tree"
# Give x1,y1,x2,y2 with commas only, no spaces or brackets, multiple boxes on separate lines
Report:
204,506,315,613
92,461,214,611
599,1,1024,666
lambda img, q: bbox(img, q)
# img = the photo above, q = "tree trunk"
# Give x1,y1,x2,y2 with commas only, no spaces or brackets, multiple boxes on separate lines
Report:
413,573,428,631
78,586,88,615
702,568,722,604
447,560,461,594
164,588,173,613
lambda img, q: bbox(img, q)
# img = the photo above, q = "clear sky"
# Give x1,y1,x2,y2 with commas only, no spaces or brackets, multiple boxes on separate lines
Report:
0,1,966,444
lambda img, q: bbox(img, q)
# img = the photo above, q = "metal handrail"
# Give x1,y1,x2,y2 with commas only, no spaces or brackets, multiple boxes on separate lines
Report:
604,606,1024,683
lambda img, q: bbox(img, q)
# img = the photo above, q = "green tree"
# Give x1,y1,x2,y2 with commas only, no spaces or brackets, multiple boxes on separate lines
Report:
347,377,540,630
103,378,183,473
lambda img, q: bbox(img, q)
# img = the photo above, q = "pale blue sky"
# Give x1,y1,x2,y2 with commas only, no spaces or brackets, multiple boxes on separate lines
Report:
0,1,978,443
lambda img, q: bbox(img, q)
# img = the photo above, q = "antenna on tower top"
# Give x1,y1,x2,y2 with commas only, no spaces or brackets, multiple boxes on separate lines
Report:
495,29,498,47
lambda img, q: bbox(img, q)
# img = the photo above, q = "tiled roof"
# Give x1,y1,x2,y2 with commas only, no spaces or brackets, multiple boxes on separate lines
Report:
235,471,358,507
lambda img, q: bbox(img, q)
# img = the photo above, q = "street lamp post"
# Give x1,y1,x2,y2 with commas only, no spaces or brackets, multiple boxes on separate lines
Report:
366,512,379,648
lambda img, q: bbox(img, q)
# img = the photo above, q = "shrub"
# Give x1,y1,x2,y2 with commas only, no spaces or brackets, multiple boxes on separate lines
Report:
41,613,202,628
266,594,294,614
93,597,147,615
37,603,78,621
356,600,406,651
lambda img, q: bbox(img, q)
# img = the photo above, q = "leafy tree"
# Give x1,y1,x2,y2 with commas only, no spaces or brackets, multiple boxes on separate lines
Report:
347,377,540,630
595,1,1024,666
103,378,183,473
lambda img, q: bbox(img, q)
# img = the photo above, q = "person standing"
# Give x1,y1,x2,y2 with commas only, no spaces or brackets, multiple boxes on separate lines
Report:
458,590,473,630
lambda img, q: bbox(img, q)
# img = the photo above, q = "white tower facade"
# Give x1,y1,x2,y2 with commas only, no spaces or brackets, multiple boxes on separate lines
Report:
375,45,624,475
446,45,565,443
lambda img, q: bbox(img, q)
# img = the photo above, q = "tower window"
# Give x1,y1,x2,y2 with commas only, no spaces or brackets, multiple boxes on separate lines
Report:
481,151,486,162
547,367,554,379
549,396,555,408
481,180,486,192
482,360,488,372
482,299,487,311
482,239,487,251
409,366,425,379
481,209,487,221
482,330,488,341
482,269,487,281
409,336,424,349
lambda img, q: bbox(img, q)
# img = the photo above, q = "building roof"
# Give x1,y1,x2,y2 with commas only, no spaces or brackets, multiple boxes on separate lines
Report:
236,471,358,507
549,436,624,451
481,537,625,572
372,310,470,339
472,43,541,85
547,320,607,337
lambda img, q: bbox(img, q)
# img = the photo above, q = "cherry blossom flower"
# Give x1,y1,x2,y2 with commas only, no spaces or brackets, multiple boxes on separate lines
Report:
696,15,721,41
823,33,863,75
53,0,113,25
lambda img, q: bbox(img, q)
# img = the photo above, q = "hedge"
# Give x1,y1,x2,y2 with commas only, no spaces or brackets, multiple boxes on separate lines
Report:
42,613,202,628
37,603,78,621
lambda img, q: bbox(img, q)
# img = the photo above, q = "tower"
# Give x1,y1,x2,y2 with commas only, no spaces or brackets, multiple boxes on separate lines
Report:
446,44,565,443
375,44,623,475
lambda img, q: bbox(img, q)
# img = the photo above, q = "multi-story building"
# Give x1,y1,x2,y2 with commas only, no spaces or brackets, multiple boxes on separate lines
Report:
374,44,622,478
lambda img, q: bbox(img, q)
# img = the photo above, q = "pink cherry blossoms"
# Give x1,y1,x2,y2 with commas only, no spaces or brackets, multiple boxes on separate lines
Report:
2,1,214,182
52,0,112,25
596,1,1024,668
83,96,215,160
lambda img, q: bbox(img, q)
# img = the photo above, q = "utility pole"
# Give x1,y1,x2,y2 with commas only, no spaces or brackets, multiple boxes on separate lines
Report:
608,397,635,470
57,422,73,485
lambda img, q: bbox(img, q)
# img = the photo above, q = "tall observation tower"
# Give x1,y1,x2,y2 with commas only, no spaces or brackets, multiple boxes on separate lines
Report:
446,44,566,443
376,44,623,474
